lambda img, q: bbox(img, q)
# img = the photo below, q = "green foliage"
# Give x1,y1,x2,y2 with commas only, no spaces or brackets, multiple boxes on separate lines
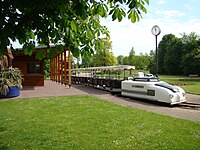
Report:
148,50,156,74
36,49,46,61
0,0,149,59
122,56,130,65
47,49,55,59
44,59,50,79
55,45,64,54
0,67,23,95
117,55,124,65
23,42,35,56
119,47,150,70
80,53,93,68
80,38,117,67
158,32,200,76
158,34,183,74
128,47,135,65
133,54,150,70
180,32,200,75
91,38,117,66
0,96,199,149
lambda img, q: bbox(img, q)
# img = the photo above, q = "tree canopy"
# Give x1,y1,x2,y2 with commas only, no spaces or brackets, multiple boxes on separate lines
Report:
93,38,117,66
81,38,117,67
0,0,149,59
181,33,200,75
157,32,200,75
158,34,183,74
116,47,150,70
117,55,124,65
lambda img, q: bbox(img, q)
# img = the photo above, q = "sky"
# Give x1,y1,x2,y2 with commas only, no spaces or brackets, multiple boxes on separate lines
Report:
101,0,200,56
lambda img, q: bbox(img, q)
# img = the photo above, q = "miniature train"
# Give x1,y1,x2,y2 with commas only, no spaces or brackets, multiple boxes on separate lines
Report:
121,73,186,105
71,67,186,105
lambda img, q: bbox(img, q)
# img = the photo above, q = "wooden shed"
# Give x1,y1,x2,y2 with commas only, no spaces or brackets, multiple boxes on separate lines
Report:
12,46,71,87
13,53,44,86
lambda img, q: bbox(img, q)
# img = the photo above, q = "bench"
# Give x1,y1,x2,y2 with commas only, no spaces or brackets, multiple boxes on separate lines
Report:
189,74,199,77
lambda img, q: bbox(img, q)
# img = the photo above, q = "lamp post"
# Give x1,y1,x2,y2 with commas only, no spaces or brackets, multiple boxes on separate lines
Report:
151,25,161,77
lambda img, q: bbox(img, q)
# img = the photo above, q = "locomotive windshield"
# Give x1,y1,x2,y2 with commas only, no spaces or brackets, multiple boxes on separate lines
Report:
155,82,179,93
133,77,159,82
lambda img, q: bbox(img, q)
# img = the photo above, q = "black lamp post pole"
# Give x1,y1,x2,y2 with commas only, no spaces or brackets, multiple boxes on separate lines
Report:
155,35,158,77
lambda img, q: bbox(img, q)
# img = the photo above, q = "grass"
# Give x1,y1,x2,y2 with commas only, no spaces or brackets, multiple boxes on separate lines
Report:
181,82,200,94
159,75,200,95
0,96,200,150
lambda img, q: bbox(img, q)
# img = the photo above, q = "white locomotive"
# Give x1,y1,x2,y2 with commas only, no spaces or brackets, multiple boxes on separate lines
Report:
121,73,186,105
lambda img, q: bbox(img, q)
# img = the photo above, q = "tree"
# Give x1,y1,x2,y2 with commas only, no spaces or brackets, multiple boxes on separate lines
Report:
0,0,149,59
180,32,200,75
158,34,183,75
91,38,117,66
117,55,124,65
138,53,150,70
157,34,172,74
128,47,135,65
81,54,93,68
129,47,136,56
92,50,117,66
122,56,129,65
44,59,50,78
157,32,200,76
148,50,156,74
125,48,150,69
130,53,150,70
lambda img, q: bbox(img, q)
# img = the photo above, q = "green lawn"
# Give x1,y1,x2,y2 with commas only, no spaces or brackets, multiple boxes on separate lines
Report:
0,96,200,150
159,75,200,95
181,82,200,94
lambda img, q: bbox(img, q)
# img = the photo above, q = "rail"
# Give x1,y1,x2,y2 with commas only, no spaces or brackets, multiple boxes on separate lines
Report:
177,102,200,111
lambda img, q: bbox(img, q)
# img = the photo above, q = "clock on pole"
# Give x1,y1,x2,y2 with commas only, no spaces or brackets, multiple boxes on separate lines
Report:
151,25,161,36
151,25,161,77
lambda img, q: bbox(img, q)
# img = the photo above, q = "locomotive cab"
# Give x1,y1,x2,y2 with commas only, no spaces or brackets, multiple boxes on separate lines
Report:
121,73,186,105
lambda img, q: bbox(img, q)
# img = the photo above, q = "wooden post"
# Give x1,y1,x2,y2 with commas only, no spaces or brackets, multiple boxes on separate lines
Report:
50,59,52,80
52,57,53,81
51,58,54,81
68,49,71,87
53,58,55,81
58,54,61,83
64,49,67,86
54,56,56,82
60,52,63,84
56,55,58,82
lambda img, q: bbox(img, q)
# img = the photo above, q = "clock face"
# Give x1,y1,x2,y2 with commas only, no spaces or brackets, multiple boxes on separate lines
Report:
151,25,161,36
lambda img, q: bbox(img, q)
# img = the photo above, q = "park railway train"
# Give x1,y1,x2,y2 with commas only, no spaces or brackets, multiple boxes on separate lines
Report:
71,66,186,105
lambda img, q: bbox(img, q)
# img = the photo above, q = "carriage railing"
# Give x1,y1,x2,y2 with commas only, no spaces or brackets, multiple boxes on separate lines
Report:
70,65,135,92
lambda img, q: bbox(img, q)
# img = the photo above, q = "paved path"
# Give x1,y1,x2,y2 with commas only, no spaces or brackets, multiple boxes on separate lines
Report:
7,80,200,122
186,93,200,104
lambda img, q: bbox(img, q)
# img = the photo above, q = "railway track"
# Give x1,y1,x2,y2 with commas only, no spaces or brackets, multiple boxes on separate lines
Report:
177,102,200,110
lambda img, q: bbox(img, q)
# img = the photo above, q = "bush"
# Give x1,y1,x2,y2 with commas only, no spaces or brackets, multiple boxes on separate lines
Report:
0,67,23,95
